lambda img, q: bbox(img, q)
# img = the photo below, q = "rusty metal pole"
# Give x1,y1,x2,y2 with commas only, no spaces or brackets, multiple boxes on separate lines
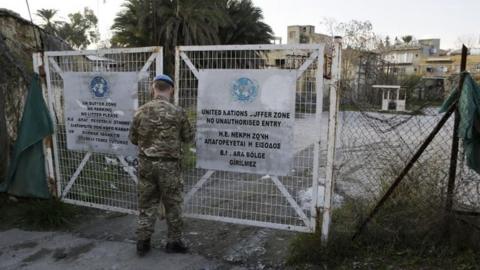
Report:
444,45,468,234
352,95,460,240
352,45,469,241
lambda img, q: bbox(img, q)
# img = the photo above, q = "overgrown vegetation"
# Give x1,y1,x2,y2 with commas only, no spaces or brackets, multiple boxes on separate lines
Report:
288,201,480,269
287,161,480,269
0,193,83,230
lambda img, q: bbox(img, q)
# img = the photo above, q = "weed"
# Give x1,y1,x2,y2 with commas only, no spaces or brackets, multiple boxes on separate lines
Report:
0,193,79,230
287,159,480,268
19,198,77,230
182,143,196,169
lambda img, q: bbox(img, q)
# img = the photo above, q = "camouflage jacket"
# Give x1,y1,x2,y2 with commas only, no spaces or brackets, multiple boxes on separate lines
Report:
129,95,193,159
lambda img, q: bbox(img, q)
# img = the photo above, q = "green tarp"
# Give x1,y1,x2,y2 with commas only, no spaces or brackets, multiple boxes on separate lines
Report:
440,73,480,175
0,74,53,198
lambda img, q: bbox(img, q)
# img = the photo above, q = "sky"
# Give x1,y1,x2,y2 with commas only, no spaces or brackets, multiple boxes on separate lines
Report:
1,0,479,50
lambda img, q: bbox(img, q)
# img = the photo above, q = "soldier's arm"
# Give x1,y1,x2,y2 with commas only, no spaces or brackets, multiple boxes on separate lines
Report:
180,109,194,143
129,110,142,145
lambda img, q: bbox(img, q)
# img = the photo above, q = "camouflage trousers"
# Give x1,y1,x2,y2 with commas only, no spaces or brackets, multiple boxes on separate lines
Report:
137,157,184,242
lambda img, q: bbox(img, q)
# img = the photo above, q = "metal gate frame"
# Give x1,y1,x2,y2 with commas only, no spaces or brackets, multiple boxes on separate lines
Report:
42,47,163,214
175,43,341,236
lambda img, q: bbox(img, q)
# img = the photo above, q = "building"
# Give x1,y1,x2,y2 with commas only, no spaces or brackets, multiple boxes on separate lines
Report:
419,48,480,79
287,25,332,45
381,39,441,75
261,25,337,113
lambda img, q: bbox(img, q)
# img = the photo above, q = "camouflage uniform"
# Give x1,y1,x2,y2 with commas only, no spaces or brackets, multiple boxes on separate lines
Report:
129,95,193,242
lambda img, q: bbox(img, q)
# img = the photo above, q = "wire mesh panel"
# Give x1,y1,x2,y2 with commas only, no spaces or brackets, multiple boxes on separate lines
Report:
44,47,162,214
334,54,480,240
176,44,334,232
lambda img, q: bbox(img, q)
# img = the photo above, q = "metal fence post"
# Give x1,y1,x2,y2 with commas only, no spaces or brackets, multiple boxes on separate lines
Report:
321,36,342,244
32,52,57,197
445,45,468,234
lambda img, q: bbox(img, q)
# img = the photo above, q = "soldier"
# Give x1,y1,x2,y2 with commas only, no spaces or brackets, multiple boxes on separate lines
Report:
129,74,193,257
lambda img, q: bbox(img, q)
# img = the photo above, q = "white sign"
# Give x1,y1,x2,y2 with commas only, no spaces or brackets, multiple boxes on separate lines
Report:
63,72,140,156
196,69,296,176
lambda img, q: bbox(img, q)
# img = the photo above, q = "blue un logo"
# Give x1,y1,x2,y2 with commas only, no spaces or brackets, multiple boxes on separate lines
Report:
231,77,258,103
90,76,109,98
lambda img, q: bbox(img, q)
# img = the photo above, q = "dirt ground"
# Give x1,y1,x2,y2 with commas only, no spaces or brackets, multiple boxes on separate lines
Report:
0,202,299,270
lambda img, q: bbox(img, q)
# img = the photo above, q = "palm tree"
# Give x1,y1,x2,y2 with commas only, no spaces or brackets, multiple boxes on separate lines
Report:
112,0,229,73
111,0,273,74
218,0,273,44
36,8,98,49
110,0,152,47
156,0,228,46
112,0,228,46
36,8,59,34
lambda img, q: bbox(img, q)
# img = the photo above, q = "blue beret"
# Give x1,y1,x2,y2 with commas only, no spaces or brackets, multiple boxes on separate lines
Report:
153,74,174,87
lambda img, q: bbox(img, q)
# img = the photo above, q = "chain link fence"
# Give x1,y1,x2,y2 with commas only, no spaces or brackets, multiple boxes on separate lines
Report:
332,56,480,242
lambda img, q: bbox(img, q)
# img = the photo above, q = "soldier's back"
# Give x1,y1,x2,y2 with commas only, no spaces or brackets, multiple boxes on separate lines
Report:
134,97,184,159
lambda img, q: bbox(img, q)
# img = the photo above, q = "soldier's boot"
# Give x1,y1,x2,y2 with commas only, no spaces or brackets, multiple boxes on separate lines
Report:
165,240,188,253
136,238,151,257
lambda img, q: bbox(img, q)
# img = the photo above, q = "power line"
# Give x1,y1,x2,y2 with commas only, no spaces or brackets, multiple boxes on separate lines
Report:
25,0,41,51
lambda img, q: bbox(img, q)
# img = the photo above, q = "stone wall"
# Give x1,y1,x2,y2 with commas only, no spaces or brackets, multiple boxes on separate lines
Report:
0,8,70,182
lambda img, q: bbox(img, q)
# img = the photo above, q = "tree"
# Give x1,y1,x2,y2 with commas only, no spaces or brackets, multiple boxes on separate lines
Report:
319,18,385,101
111,0,273,74
394,36,401,45
36,7,99,49
385,36,391,47
57,8,99,49
111,0,228,47
402,35,413,44
36,9,59,34
218,0,273,44
110,0,152,47
455,34,478,49
112,0,229,73
334,20,378,50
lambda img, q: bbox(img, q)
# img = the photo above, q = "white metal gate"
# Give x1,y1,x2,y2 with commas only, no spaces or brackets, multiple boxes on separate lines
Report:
176,43,341,233
44,47,163,214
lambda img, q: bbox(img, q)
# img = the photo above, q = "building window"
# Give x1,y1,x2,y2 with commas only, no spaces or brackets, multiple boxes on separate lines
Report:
426,66,433,73
275,59,286,68
300,35,309,44
289,31,295,39
476,63,480,71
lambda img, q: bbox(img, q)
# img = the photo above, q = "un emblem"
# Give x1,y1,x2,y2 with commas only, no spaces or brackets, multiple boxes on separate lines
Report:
90,76,109,98
231,77,258,103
